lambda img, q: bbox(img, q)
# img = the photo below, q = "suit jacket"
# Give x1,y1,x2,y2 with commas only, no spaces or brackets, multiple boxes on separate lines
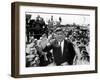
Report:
43,39,76,65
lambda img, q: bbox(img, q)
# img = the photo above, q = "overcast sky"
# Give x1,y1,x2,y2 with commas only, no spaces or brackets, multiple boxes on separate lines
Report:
26,12,90,25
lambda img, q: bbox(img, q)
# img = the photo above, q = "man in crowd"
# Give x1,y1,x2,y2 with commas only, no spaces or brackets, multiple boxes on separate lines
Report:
40,27,76,66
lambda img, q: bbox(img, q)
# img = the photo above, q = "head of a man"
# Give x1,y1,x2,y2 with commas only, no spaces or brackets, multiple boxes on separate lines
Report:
54,28,65,42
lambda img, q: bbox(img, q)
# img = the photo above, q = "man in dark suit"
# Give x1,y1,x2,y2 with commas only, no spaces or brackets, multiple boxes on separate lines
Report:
41,28,76,66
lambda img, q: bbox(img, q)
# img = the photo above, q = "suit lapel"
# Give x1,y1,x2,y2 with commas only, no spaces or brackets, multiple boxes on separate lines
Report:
63,40,68,56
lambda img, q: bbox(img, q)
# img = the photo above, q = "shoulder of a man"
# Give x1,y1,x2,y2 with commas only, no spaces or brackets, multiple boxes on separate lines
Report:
64,38,75,47
64,38,72,44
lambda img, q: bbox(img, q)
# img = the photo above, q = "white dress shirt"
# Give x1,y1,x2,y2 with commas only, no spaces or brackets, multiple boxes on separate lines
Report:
59,40,64,55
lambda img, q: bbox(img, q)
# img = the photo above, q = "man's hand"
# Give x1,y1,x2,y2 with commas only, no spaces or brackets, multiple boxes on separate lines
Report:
39,38,48,49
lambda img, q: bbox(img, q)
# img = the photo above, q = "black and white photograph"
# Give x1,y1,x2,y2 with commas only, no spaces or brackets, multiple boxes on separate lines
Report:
25,13,90,67
11,2,97,77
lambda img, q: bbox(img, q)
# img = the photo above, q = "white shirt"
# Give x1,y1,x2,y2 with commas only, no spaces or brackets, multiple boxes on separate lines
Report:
59,40,64,55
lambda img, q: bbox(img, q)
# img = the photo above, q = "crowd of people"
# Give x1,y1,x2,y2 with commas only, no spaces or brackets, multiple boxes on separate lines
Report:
25,14,90,67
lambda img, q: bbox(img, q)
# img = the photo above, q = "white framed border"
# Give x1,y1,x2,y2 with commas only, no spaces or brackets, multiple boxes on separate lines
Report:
19,5,96,75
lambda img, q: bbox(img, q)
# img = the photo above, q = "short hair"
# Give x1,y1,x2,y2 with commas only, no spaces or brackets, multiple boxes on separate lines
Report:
54,27,63,33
